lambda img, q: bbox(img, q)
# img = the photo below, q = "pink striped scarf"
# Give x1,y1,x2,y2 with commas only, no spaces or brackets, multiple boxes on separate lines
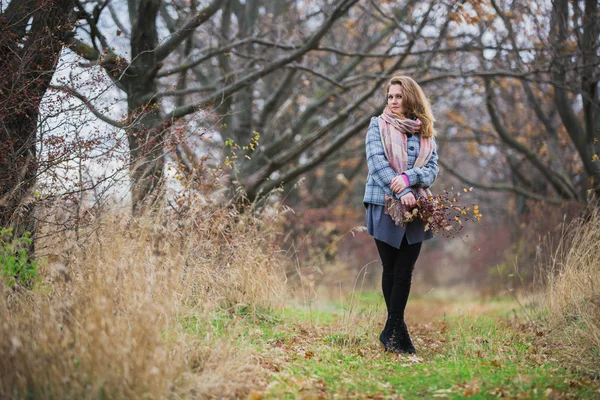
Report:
378,106,434,225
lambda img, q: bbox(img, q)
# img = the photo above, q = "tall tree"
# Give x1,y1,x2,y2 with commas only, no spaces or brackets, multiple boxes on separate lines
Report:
0,0,75,252
64,0,361,212
436,0,599,207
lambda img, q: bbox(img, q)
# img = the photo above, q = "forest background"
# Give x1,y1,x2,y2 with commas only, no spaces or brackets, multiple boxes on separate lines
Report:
1,0,599,398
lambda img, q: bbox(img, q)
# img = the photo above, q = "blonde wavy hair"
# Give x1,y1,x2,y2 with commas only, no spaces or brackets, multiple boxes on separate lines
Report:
386,76,436,138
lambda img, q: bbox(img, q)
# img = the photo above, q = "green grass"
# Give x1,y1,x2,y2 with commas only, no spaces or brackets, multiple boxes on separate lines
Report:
183,294,599,399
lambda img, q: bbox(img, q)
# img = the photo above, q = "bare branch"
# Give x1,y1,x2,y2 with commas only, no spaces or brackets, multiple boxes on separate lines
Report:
155,0,225,62
438,159,563,205
243,0,440,196
257,69,297,130
74,0,111,54
156,37,253,78
142,85,216,102
484,79,577,200
3,0,40,38
108,2,130,38
551,0,589,166
252,110,373,197
436,135,480,143
65,36,101,60
491,0,584,201
49,85,125,128
284,64,346,89
65,37,130,92
167,0,360,121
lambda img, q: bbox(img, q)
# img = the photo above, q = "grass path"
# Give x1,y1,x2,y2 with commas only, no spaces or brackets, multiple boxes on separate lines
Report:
210,293,600,399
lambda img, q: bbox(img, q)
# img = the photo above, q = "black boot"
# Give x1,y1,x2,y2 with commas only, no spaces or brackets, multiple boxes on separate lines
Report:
383,316,403,353
379,315,391,346
385,318,416,354
398,321,416,354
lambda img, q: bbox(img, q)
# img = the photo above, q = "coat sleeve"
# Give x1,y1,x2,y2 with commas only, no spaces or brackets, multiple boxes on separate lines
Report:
365,117,406,199
403,138,439,188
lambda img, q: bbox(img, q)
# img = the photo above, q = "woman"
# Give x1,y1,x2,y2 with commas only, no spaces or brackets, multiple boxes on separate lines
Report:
363,76,439,354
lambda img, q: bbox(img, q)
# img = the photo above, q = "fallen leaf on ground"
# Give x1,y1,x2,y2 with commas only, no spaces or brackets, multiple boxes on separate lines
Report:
247,390,264,400
407,354,422,363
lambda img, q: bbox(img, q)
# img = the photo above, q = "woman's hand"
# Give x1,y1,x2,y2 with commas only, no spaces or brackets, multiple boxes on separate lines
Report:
401,192,417,208
390,175,407,193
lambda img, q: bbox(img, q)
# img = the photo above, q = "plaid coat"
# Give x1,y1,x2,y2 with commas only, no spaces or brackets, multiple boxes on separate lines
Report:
363,116,439,207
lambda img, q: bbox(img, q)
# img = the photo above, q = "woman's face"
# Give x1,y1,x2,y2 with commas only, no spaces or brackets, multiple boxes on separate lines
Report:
387,84,404,115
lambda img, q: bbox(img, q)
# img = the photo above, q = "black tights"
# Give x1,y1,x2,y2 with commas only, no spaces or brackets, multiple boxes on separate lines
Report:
375,237,422,322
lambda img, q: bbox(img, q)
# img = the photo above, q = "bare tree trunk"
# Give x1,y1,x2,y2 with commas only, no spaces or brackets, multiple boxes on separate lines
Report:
581,0,600,199
0,0,75,254
551,0,600,199
232,0,259,143
127,0,165,215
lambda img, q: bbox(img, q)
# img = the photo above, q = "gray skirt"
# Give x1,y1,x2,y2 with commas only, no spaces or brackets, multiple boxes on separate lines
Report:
366,203,433,249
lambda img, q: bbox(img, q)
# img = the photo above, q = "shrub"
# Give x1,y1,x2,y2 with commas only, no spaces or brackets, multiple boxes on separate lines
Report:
0,196,288,399
0,228,40,289
536,207,600,376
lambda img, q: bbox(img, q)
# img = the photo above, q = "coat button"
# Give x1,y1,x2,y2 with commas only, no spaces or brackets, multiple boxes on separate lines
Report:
409,146,414,151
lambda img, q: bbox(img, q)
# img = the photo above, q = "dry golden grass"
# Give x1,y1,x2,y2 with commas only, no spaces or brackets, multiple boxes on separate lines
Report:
0,198,288,399
537,207,600,376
